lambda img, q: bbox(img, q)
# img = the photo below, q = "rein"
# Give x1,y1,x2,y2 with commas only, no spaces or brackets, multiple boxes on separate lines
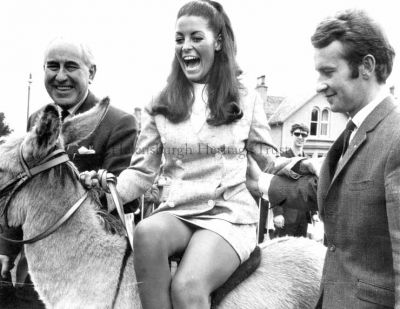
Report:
0,145,87,244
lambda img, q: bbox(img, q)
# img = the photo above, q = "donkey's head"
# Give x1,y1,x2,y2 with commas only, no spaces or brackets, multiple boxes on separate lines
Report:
0,98,109,228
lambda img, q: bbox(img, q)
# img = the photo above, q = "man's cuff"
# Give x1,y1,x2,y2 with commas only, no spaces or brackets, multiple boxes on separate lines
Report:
258,173,274,200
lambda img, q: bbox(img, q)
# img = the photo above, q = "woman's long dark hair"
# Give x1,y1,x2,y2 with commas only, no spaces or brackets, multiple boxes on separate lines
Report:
151,0,243,126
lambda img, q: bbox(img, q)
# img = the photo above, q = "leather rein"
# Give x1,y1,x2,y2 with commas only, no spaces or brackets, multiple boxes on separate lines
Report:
0,145,88,244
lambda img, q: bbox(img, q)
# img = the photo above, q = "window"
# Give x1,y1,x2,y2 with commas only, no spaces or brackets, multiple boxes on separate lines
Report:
320,109,330,136
310,108,319,136
310,107,331,137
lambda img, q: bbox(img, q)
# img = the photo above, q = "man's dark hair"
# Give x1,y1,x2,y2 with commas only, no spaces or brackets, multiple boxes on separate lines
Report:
291,123,309,134
311,9,395,84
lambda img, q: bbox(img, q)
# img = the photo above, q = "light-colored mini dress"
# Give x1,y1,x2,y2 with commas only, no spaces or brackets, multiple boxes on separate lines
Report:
117,83,277,262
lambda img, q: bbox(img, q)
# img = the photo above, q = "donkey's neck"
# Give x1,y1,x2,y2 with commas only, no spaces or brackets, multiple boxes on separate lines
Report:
21,183,138,307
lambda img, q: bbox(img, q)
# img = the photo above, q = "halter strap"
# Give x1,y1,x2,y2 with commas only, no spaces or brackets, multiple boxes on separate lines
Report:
1,146,75,228
0,192,88,244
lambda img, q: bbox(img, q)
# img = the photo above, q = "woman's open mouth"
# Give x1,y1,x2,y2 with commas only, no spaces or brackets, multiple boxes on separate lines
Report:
183,56,201,71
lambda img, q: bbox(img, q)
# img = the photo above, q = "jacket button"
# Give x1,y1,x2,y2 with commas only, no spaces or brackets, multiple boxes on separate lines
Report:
208,200,215,207
161,137,166,144
329,244,336,252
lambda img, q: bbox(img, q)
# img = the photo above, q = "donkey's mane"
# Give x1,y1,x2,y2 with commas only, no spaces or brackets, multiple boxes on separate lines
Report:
29,152,125,236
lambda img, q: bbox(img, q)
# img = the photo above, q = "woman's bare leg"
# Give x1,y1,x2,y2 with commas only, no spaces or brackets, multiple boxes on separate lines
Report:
133,213,193,309
171,229,240,309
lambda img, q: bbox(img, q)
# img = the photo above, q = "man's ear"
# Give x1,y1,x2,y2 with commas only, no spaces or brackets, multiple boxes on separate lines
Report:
360,54,376,79
89,64,97,83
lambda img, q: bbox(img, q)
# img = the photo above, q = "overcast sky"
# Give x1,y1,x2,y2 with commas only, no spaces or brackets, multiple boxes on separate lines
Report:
1,0,399,135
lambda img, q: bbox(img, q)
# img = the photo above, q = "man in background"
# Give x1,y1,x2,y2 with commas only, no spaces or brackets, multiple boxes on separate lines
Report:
271,123,318,238
281,123,309,158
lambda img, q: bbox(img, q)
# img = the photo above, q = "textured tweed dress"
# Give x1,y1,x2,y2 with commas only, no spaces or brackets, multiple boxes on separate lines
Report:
117,83,277,262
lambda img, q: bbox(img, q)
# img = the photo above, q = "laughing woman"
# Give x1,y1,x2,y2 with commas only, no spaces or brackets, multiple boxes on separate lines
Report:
83,1,298,308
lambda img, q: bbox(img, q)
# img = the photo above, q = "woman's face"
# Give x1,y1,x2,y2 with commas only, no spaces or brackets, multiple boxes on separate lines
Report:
175,15,220,83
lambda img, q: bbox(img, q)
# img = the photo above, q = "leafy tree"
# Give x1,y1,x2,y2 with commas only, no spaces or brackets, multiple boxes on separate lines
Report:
0,112,13,138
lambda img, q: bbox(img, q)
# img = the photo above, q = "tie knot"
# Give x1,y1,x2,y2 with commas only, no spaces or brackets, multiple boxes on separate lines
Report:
61,109,70,121
346,120,356,132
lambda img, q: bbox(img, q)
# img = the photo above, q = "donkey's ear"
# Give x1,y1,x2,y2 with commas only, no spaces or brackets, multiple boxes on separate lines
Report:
22,104,61,161
62,97,110,145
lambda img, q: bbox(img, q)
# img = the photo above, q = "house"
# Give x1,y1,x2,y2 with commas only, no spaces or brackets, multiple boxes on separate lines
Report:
255,75,348,158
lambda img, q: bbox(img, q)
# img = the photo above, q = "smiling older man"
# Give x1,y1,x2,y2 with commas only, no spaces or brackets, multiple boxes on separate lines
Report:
0,37,138,308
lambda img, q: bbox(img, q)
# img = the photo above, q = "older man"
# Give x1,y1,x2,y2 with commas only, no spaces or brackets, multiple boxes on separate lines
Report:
0,38,138,308
312,10,398,308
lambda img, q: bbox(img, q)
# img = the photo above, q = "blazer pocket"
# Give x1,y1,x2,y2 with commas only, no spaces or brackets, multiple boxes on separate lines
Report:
223,183,247,200
348,180,375,191
356,279,394,308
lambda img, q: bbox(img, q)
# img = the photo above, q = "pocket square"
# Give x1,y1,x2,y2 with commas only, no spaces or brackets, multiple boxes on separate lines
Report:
78,146,96,154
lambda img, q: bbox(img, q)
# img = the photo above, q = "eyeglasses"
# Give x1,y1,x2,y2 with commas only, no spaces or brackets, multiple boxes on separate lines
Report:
293,132,308,138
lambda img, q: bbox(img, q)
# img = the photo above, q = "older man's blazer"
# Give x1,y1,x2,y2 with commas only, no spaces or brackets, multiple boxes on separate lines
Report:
317,96,400,308
27,91,138,176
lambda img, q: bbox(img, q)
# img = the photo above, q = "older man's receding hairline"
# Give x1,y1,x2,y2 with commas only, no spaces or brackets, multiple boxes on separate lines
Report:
43,37,96,67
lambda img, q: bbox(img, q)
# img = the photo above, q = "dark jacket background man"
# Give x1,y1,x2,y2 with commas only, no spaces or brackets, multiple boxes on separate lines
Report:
0,37,138,308
272,123,319,238
312,10,399,308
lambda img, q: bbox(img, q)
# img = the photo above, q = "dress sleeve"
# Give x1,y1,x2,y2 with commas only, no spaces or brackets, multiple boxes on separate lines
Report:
116,106,163,204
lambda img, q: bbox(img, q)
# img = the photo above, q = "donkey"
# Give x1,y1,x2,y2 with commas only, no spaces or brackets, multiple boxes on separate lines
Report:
0,101,326,309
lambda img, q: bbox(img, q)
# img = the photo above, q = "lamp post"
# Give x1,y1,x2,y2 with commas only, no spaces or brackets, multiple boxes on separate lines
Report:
26,73,32,126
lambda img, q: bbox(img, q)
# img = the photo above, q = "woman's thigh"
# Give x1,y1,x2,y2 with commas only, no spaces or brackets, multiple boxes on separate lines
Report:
134,213,194,256
175,229,240,293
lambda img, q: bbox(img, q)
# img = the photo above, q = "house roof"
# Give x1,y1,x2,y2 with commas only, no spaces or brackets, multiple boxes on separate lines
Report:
268,93,320,125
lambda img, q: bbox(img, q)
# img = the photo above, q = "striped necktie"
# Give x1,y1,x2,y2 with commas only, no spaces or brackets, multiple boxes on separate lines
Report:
342,120,356,157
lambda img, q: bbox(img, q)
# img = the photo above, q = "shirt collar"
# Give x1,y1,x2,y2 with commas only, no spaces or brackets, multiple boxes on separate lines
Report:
351,87,390,129
67,90,89,115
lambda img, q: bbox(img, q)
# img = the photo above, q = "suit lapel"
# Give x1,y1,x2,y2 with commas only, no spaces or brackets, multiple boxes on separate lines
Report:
321,96,397,201
75,91,98,115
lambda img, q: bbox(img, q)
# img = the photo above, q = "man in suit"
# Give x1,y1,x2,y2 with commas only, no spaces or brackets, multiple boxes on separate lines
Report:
312,10,398,308
0,37,138,308
272,123,319,238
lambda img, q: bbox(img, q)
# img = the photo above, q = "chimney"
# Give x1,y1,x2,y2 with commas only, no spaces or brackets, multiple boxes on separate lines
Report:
255,75,268,108
257,75,266,86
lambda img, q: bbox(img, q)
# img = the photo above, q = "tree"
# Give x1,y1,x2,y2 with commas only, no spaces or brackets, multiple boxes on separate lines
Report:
0,112,13,138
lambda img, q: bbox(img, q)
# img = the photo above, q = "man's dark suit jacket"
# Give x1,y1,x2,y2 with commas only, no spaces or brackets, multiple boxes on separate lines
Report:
317,96,400,308
27,91,138,176
280,148,304,158
270,147,317,237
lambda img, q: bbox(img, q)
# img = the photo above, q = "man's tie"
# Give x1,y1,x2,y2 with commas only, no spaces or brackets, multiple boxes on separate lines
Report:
61,109,70,122
342,120,356,157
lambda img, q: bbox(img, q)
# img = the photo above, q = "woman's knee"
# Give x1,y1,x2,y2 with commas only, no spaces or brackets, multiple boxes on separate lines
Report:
133,219,166,254
171,273,208,306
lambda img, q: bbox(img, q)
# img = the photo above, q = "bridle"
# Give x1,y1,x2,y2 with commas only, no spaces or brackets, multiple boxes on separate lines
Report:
0,144,88,244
